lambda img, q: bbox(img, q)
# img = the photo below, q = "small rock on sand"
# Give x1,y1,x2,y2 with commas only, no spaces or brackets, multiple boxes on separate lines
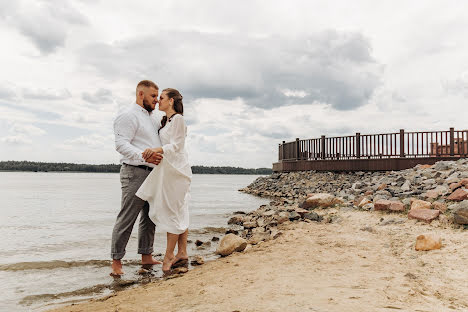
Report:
415,234,442,251
190,255,204,266
216,234,248,256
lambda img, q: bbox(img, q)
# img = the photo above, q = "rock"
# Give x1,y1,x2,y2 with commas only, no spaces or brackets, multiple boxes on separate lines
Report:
389,201,405,212
453,207,468,224
248,232,270,245
190,255,204,266
301,193,342,209
401,180,411,191
424,189,440,200
362,203,374,211
461,178,468,187
433,161,450,171
243,221,257,229
270,228,283,239
262,210,276,217
360,226,376,233
211,236,220,241
172,267,189,274
446,177,460,184
294,207,310,217
410,200,432,210
358,197,372,207
447,188,468,201
449,182,462,191
374,199,391,211
216,234,248,256
303,212,323,222
289,211,301,221
415,234,442,251
194,240,203,246
431,201,447,213
228,215,244,225
377,183,388,191
233,211,246,215
408,209,440,223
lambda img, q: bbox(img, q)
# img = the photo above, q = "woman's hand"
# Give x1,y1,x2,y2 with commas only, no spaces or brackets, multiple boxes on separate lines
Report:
142,147,163,161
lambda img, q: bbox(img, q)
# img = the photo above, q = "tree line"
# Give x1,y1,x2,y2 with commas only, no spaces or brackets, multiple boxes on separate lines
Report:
0,161,272,175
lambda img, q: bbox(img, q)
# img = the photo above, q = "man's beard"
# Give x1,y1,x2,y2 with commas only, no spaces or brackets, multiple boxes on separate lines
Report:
142,98,154,112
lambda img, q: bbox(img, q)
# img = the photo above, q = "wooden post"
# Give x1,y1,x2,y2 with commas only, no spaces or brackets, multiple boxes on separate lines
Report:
356,133,361,159
296,138,300,160
400,129,405,157
281,141,285,161
321,135,326,159
450,127,455,156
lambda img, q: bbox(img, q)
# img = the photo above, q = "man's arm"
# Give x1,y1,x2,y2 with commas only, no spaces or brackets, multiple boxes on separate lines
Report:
114,112,145,162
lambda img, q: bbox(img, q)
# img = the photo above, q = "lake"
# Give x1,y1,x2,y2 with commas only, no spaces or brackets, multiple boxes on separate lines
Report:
0,172,268,311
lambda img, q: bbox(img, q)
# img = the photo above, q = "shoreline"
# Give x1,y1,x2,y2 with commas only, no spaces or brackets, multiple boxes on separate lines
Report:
48,159,468,311
49,208,468,312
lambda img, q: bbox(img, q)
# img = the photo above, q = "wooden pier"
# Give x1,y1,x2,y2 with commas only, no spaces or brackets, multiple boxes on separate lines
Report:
273,128,468,172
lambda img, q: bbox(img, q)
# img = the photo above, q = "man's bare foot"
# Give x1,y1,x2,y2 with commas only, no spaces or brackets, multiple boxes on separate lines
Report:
141,254,163,265
110,260,124,277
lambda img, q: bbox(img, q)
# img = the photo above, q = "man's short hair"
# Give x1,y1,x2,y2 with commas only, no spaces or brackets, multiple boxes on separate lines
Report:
136,80,158,91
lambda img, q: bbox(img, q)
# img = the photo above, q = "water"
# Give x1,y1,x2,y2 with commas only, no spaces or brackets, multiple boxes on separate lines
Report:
0,172,268,311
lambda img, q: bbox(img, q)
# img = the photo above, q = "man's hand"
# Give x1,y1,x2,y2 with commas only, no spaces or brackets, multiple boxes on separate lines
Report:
146,152,163,165
142,147,163,165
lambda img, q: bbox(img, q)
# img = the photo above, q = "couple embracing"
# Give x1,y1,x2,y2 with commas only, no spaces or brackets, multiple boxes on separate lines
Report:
110,80,191,276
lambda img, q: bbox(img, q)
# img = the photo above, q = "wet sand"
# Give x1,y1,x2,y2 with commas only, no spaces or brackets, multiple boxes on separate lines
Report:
50,208,468,312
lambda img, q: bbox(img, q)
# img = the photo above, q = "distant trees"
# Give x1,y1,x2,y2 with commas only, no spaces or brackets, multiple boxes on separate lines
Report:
0,161,272,175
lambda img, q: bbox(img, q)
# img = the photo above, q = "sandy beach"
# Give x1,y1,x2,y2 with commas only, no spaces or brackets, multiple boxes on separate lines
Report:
50,207,468,312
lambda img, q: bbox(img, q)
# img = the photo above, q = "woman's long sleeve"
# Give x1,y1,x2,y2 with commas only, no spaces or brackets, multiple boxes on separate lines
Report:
161,115,186,159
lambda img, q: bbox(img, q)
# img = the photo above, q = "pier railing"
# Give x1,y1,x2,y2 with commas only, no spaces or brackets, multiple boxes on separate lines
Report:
274,128,468,172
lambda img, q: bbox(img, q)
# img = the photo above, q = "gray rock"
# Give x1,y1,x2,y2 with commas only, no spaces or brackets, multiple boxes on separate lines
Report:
289,211,301,221
303,212,323,222
401,180,411,191
454,206,468,224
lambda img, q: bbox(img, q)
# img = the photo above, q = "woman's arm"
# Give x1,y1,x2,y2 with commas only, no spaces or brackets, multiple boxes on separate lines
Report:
161,115,186,158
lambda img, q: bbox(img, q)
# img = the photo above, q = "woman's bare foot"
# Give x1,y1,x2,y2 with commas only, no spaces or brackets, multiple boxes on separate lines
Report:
162,254,175,273
110,260,124,277
172,252,189,267
141,254,163,265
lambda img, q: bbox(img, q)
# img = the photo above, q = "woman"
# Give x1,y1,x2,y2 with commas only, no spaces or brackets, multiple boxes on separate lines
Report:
136,88,192,273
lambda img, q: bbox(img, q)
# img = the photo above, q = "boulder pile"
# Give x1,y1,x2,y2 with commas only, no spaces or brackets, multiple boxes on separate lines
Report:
239,159,468,227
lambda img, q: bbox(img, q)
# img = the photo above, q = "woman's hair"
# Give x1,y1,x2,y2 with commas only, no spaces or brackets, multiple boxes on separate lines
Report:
160,88,184,131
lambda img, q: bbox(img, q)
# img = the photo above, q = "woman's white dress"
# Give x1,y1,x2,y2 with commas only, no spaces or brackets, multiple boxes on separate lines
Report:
136,114,192,234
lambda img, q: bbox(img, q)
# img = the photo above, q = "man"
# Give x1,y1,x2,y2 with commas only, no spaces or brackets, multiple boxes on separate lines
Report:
111,80,163,276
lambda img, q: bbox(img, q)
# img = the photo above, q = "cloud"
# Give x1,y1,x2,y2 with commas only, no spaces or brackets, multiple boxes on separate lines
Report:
0,85,16,100
2,0,88,54
0,122,46,145
0,135,32,145
80,30,382,110
443,70,468,98
82,88,113,104
59,133,114,150
10,123,46,136
22,88,72,100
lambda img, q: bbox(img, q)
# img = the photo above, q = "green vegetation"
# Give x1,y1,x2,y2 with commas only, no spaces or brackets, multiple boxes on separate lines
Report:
0,161,272,175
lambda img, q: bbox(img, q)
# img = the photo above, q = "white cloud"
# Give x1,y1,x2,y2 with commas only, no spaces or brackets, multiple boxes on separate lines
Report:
0,135,32,145
1,1,468,167
10,123,46,136
59,134,114,150
22,88,72,100
1,0,88,54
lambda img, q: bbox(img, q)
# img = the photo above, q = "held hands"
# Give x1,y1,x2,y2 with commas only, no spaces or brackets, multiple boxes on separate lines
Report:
142,147,163,165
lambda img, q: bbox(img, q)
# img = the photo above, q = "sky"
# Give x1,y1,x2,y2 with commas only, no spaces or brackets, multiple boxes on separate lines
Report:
0,0,467,168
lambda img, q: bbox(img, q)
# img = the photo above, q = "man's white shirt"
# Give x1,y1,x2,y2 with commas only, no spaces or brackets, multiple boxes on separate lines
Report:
114,103,162,168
